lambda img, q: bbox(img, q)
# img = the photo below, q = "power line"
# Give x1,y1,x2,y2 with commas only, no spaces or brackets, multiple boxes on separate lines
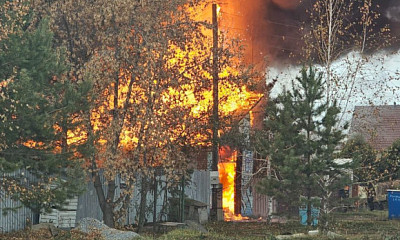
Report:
218,25,302,41
220,10,301,29
265,19,300,29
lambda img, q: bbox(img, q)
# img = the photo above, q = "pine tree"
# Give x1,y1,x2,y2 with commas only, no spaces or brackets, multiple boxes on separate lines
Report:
256,66,348,226
0,18,90,215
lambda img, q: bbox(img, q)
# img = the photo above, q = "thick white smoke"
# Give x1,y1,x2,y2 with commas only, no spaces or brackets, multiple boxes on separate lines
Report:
386,6,400,22
266,50,400,126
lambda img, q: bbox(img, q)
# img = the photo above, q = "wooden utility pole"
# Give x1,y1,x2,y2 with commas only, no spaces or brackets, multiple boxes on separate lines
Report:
211,3,220,221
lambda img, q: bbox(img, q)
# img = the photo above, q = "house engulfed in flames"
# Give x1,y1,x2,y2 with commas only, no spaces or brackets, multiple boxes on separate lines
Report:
194,96,277,221
185,0,277,221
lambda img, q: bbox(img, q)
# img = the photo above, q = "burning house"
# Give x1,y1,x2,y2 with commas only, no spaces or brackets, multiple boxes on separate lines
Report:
2,0,400,233
192,95,276,221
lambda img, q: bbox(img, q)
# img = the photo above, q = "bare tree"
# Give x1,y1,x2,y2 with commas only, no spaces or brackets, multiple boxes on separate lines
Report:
303,0,392,122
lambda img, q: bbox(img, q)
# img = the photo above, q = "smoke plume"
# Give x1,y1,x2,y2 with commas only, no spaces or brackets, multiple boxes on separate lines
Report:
270,0,301,10
220,0,400,64
386,6,400,22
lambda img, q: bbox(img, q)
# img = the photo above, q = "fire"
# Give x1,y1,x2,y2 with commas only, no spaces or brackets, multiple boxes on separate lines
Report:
55,2,260,218
61,1,262,149
218,148,249,221
63,2,260,220
12,0,261,224
219,161,235,217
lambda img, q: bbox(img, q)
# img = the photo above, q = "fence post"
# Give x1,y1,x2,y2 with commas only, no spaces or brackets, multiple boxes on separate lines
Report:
180,175,185,222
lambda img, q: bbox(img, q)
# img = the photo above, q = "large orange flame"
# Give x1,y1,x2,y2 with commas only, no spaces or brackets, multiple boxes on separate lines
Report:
218,148,249,221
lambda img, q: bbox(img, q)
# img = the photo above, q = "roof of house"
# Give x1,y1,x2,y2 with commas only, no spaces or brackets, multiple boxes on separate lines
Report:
350,105,400,150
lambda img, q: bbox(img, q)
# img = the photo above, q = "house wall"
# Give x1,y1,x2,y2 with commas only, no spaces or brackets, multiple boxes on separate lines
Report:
252,178,277,218
40,197,78,228
241,150,254,216
185,170,210,208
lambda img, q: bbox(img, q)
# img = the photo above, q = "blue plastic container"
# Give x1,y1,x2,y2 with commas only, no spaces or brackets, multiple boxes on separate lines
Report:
387,190,400,219
299,206,319,225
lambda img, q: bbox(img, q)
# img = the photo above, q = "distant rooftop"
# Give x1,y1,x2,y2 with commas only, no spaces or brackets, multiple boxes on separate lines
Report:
350,105,400,150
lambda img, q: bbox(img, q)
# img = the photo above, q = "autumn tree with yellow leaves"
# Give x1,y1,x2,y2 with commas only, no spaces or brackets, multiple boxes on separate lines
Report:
38,0,258,228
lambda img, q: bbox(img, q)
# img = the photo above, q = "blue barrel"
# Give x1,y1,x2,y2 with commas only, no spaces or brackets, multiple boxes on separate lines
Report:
299,206,319,225
388,190,400,219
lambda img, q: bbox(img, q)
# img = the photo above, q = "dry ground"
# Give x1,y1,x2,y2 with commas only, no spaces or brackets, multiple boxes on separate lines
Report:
1,210,400,239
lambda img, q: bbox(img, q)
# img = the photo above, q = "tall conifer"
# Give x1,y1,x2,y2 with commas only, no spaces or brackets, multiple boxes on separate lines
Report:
0,19,89,214
256,66,348,226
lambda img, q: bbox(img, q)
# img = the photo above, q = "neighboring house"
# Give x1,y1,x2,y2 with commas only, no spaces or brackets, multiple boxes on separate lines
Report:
350,105,400,150
349,105,400,208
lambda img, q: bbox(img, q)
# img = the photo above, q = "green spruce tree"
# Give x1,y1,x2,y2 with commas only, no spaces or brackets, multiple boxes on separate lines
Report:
256,66,348,227
0,19,90,215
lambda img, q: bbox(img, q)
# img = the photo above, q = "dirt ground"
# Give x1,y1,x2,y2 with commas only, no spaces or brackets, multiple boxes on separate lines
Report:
1,210,399,239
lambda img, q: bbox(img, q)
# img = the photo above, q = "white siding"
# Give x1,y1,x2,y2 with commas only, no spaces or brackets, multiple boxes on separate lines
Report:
39,197,78,228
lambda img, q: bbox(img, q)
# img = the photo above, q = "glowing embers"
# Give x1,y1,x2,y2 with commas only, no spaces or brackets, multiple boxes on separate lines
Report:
218,148,249,221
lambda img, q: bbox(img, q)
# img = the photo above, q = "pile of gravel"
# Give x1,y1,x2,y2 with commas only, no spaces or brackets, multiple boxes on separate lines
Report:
76,218,140,240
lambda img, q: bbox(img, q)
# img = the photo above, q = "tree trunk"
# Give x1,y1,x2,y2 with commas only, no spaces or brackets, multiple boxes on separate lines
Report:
137,174,149,233
103,202,115,228
93,172,116,228
322,181,331,229
307,188,312,226
97,69,119,228
105,179,116,227
306,109,312,226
